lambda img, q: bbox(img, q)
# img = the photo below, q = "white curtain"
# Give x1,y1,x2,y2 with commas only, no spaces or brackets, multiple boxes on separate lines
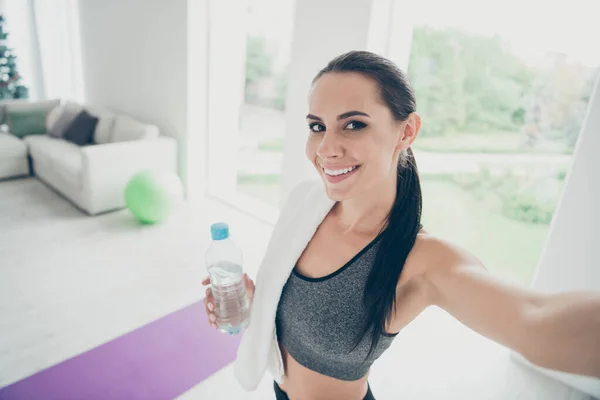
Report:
32,0,84,102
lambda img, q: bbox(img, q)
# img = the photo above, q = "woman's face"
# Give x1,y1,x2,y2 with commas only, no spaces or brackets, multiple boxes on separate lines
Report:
306,72,417,201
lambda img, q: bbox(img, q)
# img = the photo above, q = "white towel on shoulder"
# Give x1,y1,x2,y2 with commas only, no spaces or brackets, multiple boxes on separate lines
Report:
234,178,335,391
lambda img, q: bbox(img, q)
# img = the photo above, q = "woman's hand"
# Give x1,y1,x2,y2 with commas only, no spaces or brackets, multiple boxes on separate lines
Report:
202,273,256,329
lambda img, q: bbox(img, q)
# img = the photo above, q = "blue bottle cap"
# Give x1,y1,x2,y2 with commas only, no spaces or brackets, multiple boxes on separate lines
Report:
210,222,229,240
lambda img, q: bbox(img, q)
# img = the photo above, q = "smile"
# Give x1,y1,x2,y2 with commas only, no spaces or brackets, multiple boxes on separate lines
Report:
323,165,359,176
321,165,360,184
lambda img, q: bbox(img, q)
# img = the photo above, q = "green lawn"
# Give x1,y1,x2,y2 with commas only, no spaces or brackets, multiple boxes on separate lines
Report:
237,174,282,207
257,137,284,152
412,132,571,154
237,175,550,286
420,178,548,286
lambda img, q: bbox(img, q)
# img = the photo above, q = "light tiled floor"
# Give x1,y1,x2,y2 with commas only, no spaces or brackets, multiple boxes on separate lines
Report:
0,178,594,399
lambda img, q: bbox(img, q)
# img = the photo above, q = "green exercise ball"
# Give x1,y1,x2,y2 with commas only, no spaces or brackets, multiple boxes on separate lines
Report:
124,170,184,224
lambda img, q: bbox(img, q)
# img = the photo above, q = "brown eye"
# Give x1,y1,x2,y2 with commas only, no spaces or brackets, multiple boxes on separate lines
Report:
309,123,325,133
344,121,367,130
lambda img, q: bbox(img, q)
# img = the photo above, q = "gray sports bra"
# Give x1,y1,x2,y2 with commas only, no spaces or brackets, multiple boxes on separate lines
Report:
275,233,398,381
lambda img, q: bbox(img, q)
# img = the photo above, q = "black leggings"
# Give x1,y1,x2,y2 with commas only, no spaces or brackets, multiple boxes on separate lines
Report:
274,381,376,400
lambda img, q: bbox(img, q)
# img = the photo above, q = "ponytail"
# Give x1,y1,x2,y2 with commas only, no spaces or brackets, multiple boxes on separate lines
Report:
356,147,423,359
314,50,423,360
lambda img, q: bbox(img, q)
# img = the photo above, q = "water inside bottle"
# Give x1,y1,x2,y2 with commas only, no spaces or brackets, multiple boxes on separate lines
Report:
208,261,250,335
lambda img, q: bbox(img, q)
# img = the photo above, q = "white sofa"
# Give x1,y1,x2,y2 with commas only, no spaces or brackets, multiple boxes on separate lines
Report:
0,133,30,180
1,99,178,215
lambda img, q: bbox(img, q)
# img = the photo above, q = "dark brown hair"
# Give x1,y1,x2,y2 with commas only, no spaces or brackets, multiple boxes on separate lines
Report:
313,50,423,359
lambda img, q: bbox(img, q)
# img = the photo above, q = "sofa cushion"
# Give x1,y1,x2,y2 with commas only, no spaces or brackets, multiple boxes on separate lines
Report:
47,102,83,139
1,99,61,126
25,135,83,188
6,108,47,138
86,106,116,144
0,133,27,158
63,110,99,146
46,105,63,131
112,115,159,143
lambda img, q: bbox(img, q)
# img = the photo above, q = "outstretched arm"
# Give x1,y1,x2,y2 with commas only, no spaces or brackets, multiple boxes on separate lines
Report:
418,236,600,378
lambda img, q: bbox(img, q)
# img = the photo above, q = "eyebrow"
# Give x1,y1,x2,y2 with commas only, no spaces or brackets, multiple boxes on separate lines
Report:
306,111,370,121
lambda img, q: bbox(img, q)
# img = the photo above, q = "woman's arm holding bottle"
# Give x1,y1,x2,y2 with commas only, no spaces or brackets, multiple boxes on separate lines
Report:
203,274,256,329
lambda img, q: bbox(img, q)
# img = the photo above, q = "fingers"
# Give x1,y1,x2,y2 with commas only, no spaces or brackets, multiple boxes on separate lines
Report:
208,311,217,329
204,274,254,330
244,273,255,304
204,287,214,311
244,273,255,290
204,287,217,329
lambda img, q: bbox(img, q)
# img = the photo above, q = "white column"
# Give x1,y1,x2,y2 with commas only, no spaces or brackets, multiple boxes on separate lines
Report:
512,77,600,398
279,0,399,207
185,0,209,201
385,0,416,72
206,0,246,197
367,0,394,56
529,76,600,291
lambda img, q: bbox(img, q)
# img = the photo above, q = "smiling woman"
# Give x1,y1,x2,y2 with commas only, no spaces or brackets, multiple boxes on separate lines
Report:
205,50,600,400
200,0,600,396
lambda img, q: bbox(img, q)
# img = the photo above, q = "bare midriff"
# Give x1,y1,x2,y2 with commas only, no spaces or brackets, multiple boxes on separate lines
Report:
276,345,370,400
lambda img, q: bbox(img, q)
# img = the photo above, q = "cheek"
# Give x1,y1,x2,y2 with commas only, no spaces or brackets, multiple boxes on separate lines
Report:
360,136,397,172
305,137,318,159
356,134,387,159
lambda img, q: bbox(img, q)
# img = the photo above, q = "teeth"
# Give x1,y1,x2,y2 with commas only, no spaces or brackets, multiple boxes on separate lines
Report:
324,166,357,176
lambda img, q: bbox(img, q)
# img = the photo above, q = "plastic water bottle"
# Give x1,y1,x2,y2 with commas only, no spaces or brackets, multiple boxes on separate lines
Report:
205,222,250,335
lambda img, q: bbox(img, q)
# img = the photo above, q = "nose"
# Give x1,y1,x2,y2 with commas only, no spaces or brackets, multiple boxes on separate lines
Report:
316,131,342,160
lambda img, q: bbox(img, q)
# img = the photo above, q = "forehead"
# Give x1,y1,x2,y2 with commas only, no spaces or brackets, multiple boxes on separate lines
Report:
308,72,384,116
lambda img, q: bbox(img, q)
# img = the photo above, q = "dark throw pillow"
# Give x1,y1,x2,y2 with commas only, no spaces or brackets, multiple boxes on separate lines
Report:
63,110,99,146
47,104,81,139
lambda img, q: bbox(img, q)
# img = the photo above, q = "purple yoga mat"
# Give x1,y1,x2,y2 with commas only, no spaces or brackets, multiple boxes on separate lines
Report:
0,301,242,400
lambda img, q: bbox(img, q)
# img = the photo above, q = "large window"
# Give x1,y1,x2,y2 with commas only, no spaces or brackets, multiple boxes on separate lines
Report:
207,0,599,285
397,0,599,285
237,0,295,208
207,0,295,221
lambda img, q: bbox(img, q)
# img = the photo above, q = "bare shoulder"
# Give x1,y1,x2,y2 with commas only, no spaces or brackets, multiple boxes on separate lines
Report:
409,232,483,272
386,232,452,330
388,230,487,332
401,231,485,302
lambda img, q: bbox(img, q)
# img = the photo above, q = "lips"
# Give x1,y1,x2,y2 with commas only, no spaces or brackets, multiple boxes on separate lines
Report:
323,165,359,176
320,164,361,184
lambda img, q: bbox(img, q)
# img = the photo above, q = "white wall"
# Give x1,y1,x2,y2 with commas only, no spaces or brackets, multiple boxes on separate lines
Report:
279,0,398,206
77,0,208,196
513,76,600,397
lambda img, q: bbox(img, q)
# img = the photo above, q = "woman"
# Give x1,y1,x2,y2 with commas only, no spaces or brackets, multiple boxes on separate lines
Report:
203,50,600,400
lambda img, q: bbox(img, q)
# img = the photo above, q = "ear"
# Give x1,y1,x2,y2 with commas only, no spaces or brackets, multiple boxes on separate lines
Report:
396,112,421,151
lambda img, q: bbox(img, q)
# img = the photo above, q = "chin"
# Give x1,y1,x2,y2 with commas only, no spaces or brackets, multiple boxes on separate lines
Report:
320,178,355,202
324,189,347,202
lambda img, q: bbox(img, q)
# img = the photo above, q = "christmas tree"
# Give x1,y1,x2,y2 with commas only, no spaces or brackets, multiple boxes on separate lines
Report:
0,14,28,100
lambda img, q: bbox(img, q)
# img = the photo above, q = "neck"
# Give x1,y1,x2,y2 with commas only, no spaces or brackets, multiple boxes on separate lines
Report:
334,170,397,236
